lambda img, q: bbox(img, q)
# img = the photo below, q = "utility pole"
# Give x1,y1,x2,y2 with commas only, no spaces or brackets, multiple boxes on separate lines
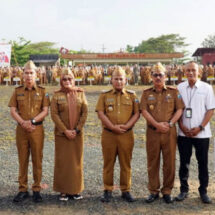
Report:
102,44,106,53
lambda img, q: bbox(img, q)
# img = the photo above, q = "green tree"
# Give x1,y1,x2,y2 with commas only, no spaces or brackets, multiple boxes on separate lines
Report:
126,45,134,53
27,42,59,54
9,38,59,66
201,34,215,48
10,37,31,66
130,34,188,53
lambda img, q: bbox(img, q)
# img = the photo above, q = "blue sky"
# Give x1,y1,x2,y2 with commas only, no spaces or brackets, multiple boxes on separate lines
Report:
1,0,215,56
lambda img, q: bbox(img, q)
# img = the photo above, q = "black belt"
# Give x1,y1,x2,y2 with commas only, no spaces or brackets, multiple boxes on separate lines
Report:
104,127,132,133
18,121,43,126
148,125,157,130
32,121,43,126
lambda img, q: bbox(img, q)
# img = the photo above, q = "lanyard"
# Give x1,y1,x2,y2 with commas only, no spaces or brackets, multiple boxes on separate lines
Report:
186,86,197,107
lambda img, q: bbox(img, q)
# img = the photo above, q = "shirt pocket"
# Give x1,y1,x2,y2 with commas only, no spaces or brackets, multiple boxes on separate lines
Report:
17,96,25,109
121,97,133,110
195,92,206,105
147,100,157,112
34,96,43,109
166,98,175,112
105,101,115,113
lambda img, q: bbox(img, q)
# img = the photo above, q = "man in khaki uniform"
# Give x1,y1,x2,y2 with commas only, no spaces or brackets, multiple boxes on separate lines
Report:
140,62,184,204
8,61,50,203
96,67,140,203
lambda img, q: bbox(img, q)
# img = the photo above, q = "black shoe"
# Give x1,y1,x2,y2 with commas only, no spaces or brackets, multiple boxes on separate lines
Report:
121,192,135,202
175,192,188,201
59,193,69,201
145,193,159,203
69,194,83,200
100,190,112,203
13,191,29,203
33,191,43,203
163,194,174,204
200,193,212,204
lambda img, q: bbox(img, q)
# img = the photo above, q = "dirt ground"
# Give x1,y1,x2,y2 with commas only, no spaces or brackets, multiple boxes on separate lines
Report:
1,85,215,215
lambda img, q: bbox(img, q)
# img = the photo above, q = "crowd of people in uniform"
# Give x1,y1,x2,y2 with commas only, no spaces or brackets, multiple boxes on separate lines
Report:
7,60,215,206
1,63,215,86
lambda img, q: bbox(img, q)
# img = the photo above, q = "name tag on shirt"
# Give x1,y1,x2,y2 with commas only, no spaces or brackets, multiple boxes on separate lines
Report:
185,108,192,118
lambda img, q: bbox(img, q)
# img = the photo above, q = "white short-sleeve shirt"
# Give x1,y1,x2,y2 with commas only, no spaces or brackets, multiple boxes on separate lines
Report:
177,80,215,138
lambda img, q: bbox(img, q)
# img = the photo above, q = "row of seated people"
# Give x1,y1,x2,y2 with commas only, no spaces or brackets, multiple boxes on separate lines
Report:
1,64,215,85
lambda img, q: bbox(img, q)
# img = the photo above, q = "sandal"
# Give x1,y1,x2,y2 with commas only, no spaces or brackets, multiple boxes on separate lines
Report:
59,193,69,201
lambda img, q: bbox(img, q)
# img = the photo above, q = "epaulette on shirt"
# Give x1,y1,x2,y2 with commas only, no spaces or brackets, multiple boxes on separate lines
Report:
37,85,45,89
143,86,153,92
167,86,177,90
15,85,24,89
102,89,112,93
126,89,135,94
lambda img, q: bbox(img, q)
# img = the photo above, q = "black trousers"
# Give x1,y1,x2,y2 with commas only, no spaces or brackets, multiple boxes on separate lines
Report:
177,136,209,195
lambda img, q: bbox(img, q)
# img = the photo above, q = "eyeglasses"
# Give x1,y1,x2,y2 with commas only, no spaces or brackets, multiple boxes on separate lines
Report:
62,78,72,82
152,73,164,78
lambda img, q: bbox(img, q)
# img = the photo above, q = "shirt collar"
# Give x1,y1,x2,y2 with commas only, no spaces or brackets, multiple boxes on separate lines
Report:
152,85,167,92
195,80,200,88
24,84,38,91
112,88,126,94
186,79,200,89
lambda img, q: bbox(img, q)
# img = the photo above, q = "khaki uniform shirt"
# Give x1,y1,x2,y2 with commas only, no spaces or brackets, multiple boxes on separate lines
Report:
140,86,184,124
95,88,139,125
8,85,50,120
51,91,88,135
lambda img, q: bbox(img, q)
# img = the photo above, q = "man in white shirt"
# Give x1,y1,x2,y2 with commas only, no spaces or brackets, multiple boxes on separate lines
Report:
176,61,215,204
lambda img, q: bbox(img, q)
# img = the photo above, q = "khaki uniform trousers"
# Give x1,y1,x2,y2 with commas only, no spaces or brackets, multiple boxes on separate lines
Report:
146,126,176,195
16,124,44,192
102,129,134,192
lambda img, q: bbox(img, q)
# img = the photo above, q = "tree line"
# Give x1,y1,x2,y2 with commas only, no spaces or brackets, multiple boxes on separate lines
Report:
3,33,215,66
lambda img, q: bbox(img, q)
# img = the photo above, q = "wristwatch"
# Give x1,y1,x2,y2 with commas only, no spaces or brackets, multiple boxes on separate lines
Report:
31,119,36,125
168,121,174,128
199,125,205,131
75,128,80,134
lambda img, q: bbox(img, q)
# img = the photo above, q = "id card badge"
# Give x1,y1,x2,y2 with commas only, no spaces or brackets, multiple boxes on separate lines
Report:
185,108,192,118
